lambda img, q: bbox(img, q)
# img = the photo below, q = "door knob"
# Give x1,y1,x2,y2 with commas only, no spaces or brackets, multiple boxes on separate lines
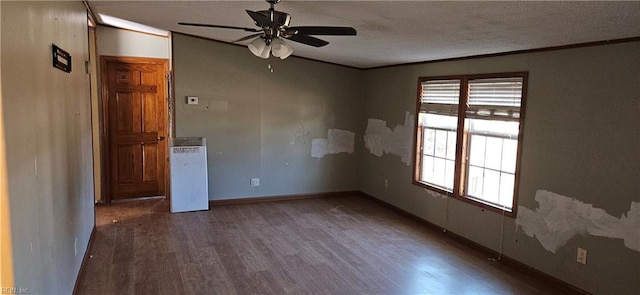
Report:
157,136,165,141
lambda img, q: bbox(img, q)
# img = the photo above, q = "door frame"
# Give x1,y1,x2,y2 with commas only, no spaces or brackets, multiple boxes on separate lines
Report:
100,56,170,203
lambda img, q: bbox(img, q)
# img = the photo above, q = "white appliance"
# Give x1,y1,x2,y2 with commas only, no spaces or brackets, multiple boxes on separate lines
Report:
170,137,209,213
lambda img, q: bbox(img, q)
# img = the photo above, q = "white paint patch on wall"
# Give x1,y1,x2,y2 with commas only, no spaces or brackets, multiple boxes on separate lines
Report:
364,111,415,166
292,124,311,145
516,190,640,253
311,129,355,158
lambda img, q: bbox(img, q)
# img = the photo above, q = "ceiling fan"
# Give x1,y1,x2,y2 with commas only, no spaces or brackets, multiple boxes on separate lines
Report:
178,0,357,59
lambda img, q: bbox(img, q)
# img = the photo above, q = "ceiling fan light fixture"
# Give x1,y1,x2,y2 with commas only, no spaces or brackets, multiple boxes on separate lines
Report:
248,37,271,59
180,0,357,62
260,44,272,59
271,37,293,59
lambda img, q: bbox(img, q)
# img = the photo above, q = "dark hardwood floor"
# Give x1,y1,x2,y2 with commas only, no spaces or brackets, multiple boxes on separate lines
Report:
75,194,570,295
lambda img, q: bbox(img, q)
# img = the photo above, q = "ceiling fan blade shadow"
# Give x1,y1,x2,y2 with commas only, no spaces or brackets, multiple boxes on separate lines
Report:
233,34,263,43
286,34,329,47
178,22,260,32
287,26,357,36
246,10,273,27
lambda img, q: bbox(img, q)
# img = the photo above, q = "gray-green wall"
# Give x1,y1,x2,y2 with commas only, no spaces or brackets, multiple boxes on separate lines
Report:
169,32,640,293
360,42,640,294
1,1,94,294
173,33,362,200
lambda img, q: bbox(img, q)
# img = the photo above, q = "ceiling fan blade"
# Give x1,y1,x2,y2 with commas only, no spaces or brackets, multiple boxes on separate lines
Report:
286,34,329,47
178,22,260,32
287,26,357,36
233,33,262,43
246,10,273,27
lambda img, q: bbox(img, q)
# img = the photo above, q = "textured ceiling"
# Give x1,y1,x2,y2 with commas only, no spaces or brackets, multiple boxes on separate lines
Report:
87,1,640,68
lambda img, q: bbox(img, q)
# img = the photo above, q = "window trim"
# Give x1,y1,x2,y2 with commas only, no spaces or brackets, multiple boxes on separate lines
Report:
413,72,528,217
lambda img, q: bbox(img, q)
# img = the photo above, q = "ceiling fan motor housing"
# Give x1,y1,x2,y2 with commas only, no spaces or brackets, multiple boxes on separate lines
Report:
258,10,291,28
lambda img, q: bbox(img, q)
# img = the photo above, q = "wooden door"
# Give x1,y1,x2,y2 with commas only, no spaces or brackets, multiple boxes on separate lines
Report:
102,57,169,201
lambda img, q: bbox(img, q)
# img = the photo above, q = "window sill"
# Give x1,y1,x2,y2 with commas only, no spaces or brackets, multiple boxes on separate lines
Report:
412,180,517,218
458,195,516,218
412,180,453,197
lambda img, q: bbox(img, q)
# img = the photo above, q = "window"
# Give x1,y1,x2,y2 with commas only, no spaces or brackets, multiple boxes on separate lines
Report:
414,73,527,214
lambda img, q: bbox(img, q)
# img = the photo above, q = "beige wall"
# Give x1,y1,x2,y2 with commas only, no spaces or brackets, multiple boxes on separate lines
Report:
97,25,169,59
360,41,640,294
1,1,94,294
0,55,14,290
89,27,101,203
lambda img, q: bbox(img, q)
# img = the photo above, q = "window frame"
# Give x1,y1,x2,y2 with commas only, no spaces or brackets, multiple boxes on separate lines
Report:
413,72,528,217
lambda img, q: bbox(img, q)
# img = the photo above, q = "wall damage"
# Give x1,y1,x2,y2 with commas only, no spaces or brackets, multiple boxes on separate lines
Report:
311,129,355,158
516,190,640,253
364,111,415,166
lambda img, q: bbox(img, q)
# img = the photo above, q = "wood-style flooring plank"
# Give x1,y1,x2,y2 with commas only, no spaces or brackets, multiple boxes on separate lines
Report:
76,195,575,295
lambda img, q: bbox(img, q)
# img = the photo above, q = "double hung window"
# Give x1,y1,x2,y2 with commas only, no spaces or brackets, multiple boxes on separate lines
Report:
414,73,527,214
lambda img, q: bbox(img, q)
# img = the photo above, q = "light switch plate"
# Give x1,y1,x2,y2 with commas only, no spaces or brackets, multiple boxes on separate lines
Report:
187,96,198,105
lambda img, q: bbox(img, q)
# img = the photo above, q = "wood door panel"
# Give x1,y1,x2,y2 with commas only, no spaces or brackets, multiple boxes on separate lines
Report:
117,144,139,184
142,144,158,182
141,71,157,86
104,57,168,201
115,92,136,133
131,94,143,134
143,93,158,132
113,86,157,93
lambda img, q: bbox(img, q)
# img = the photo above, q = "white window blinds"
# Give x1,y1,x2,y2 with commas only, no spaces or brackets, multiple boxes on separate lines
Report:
420,79,460,115
467,77,523,121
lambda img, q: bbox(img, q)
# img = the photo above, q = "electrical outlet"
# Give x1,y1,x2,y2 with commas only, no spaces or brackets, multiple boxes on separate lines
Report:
250,178,260,187
577,247,587,265
384,179,389,188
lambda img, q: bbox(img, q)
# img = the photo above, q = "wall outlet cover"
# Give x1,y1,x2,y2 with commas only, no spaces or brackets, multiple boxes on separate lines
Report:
187,96,198,105
250,178,260,187
577,247,587,265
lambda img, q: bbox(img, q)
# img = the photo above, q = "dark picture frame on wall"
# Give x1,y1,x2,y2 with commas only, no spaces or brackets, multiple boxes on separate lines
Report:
52,44,72,73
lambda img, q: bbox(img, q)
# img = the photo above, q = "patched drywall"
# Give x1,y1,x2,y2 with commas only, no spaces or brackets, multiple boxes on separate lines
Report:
360,41,640,294
364,111,415,165
311,129,355,158
517,190,640,253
